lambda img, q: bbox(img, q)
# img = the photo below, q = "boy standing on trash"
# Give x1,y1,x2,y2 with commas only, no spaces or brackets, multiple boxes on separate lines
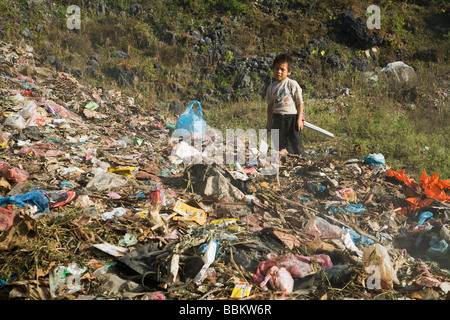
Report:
266,53,305,156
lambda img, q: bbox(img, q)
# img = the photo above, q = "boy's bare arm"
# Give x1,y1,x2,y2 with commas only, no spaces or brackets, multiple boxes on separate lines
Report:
296,102,304,130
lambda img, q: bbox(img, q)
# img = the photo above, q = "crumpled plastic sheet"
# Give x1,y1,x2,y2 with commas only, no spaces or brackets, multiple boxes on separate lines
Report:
2,166,30,184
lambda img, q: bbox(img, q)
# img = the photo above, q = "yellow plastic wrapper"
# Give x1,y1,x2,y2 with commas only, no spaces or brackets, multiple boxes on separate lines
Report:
231,282,252,298
108,167,139,176
172,200,207,225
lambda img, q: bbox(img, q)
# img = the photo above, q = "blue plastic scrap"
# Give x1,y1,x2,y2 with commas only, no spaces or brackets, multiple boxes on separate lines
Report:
329,204,366,214
417,211,433,226
198,238,221,258
426,236,449,257
0,190,50,213
345,228,374,247
363,153,385,166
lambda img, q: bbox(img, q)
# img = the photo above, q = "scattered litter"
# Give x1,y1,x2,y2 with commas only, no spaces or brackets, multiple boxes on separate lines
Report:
0,40,448,302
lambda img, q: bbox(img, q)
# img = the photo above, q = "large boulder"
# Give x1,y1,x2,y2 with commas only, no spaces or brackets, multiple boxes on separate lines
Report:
381,61,416,83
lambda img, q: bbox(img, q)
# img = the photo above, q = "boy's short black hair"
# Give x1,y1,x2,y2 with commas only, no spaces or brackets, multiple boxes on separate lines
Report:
272,53,293,71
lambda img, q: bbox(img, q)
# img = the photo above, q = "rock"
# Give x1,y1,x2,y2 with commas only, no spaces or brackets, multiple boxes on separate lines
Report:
350,56,371,72
381,61,416,83
326,54,346,71
128,4,141,15
111,51,130,59
191,31,202,42
135,32,149,48
20,28,32,39
110,65,138,87
335,10,383,49
223,84,234,94
87,59,100,70
362,71,378,82
235,73,251,88
71,69,84,79
162,32,176,46
168,100,185,114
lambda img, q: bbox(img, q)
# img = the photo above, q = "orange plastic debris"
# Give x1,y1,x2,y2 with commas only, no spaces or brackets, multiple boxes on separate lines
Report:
387,169,450,214
419,169,450,202
386,169,419,189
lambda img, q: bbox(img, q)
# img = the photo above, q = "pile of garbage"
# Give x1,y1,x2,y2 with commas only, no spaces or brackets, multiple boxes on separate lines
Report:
0,40,449,301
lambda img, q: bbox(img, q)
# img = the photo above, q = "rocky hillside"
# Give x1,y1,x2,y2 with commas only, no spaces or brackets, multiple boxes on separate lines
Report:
0,0,449,176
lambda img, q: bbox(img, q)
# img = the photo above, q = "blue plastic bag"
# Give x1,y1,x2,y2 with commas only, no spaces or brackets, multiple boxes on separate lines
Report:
174,100,206,138
417,211,433,226
345,228,374,247
0,190,50,213
363,153,385,166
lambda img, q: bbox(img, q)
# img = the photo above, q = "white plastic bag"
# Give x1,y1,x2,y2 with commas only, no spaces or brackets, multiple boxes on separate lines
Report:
363,243,399,289
86,170,129,191
170,141,201,164
303,216,344,239
193,239,218,284
49,263,87,298
4,114,26,129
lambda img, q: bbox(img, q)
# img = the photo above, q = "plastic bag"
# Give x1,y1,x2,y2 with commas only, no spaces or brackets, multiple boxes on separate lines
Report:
260,266,294,293
171,141,201,164
303,216,344,239
4,114,26,130
193,239,218,284
0,189,50,213
86,171,129,191
0,207,15,231
363,243,399,289
363,153,385,166
49,263,87,298
174,100,206,139
254,253,333,293
2,166,30,184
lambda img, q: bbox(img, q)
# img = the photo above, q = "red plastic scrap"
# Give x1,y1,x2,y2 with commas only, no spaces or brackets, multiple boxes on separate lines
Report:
21,89,38,98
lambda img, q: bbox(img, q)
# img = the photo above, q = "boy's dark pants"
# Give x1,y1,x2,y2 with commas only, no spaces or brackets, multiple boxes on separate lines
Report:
271,113,304,155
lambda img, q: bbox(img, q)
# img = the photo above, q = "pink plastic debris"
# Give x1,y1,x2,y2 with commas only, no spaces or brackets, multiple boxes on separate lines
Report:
20,143,65,157
0,207,15,231
413,260,442,288
254,253,333,292
259,266,294,293
2,166,30,184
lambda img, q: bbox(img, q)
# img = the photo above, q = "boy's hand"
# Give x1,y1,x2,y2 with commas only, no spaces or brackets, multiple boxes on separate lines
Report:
296,118,304,131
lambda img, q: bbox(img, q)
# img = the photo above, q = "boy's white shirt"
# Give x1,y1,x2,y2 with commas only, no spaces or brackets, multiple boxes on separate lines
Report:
266,77,303,115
